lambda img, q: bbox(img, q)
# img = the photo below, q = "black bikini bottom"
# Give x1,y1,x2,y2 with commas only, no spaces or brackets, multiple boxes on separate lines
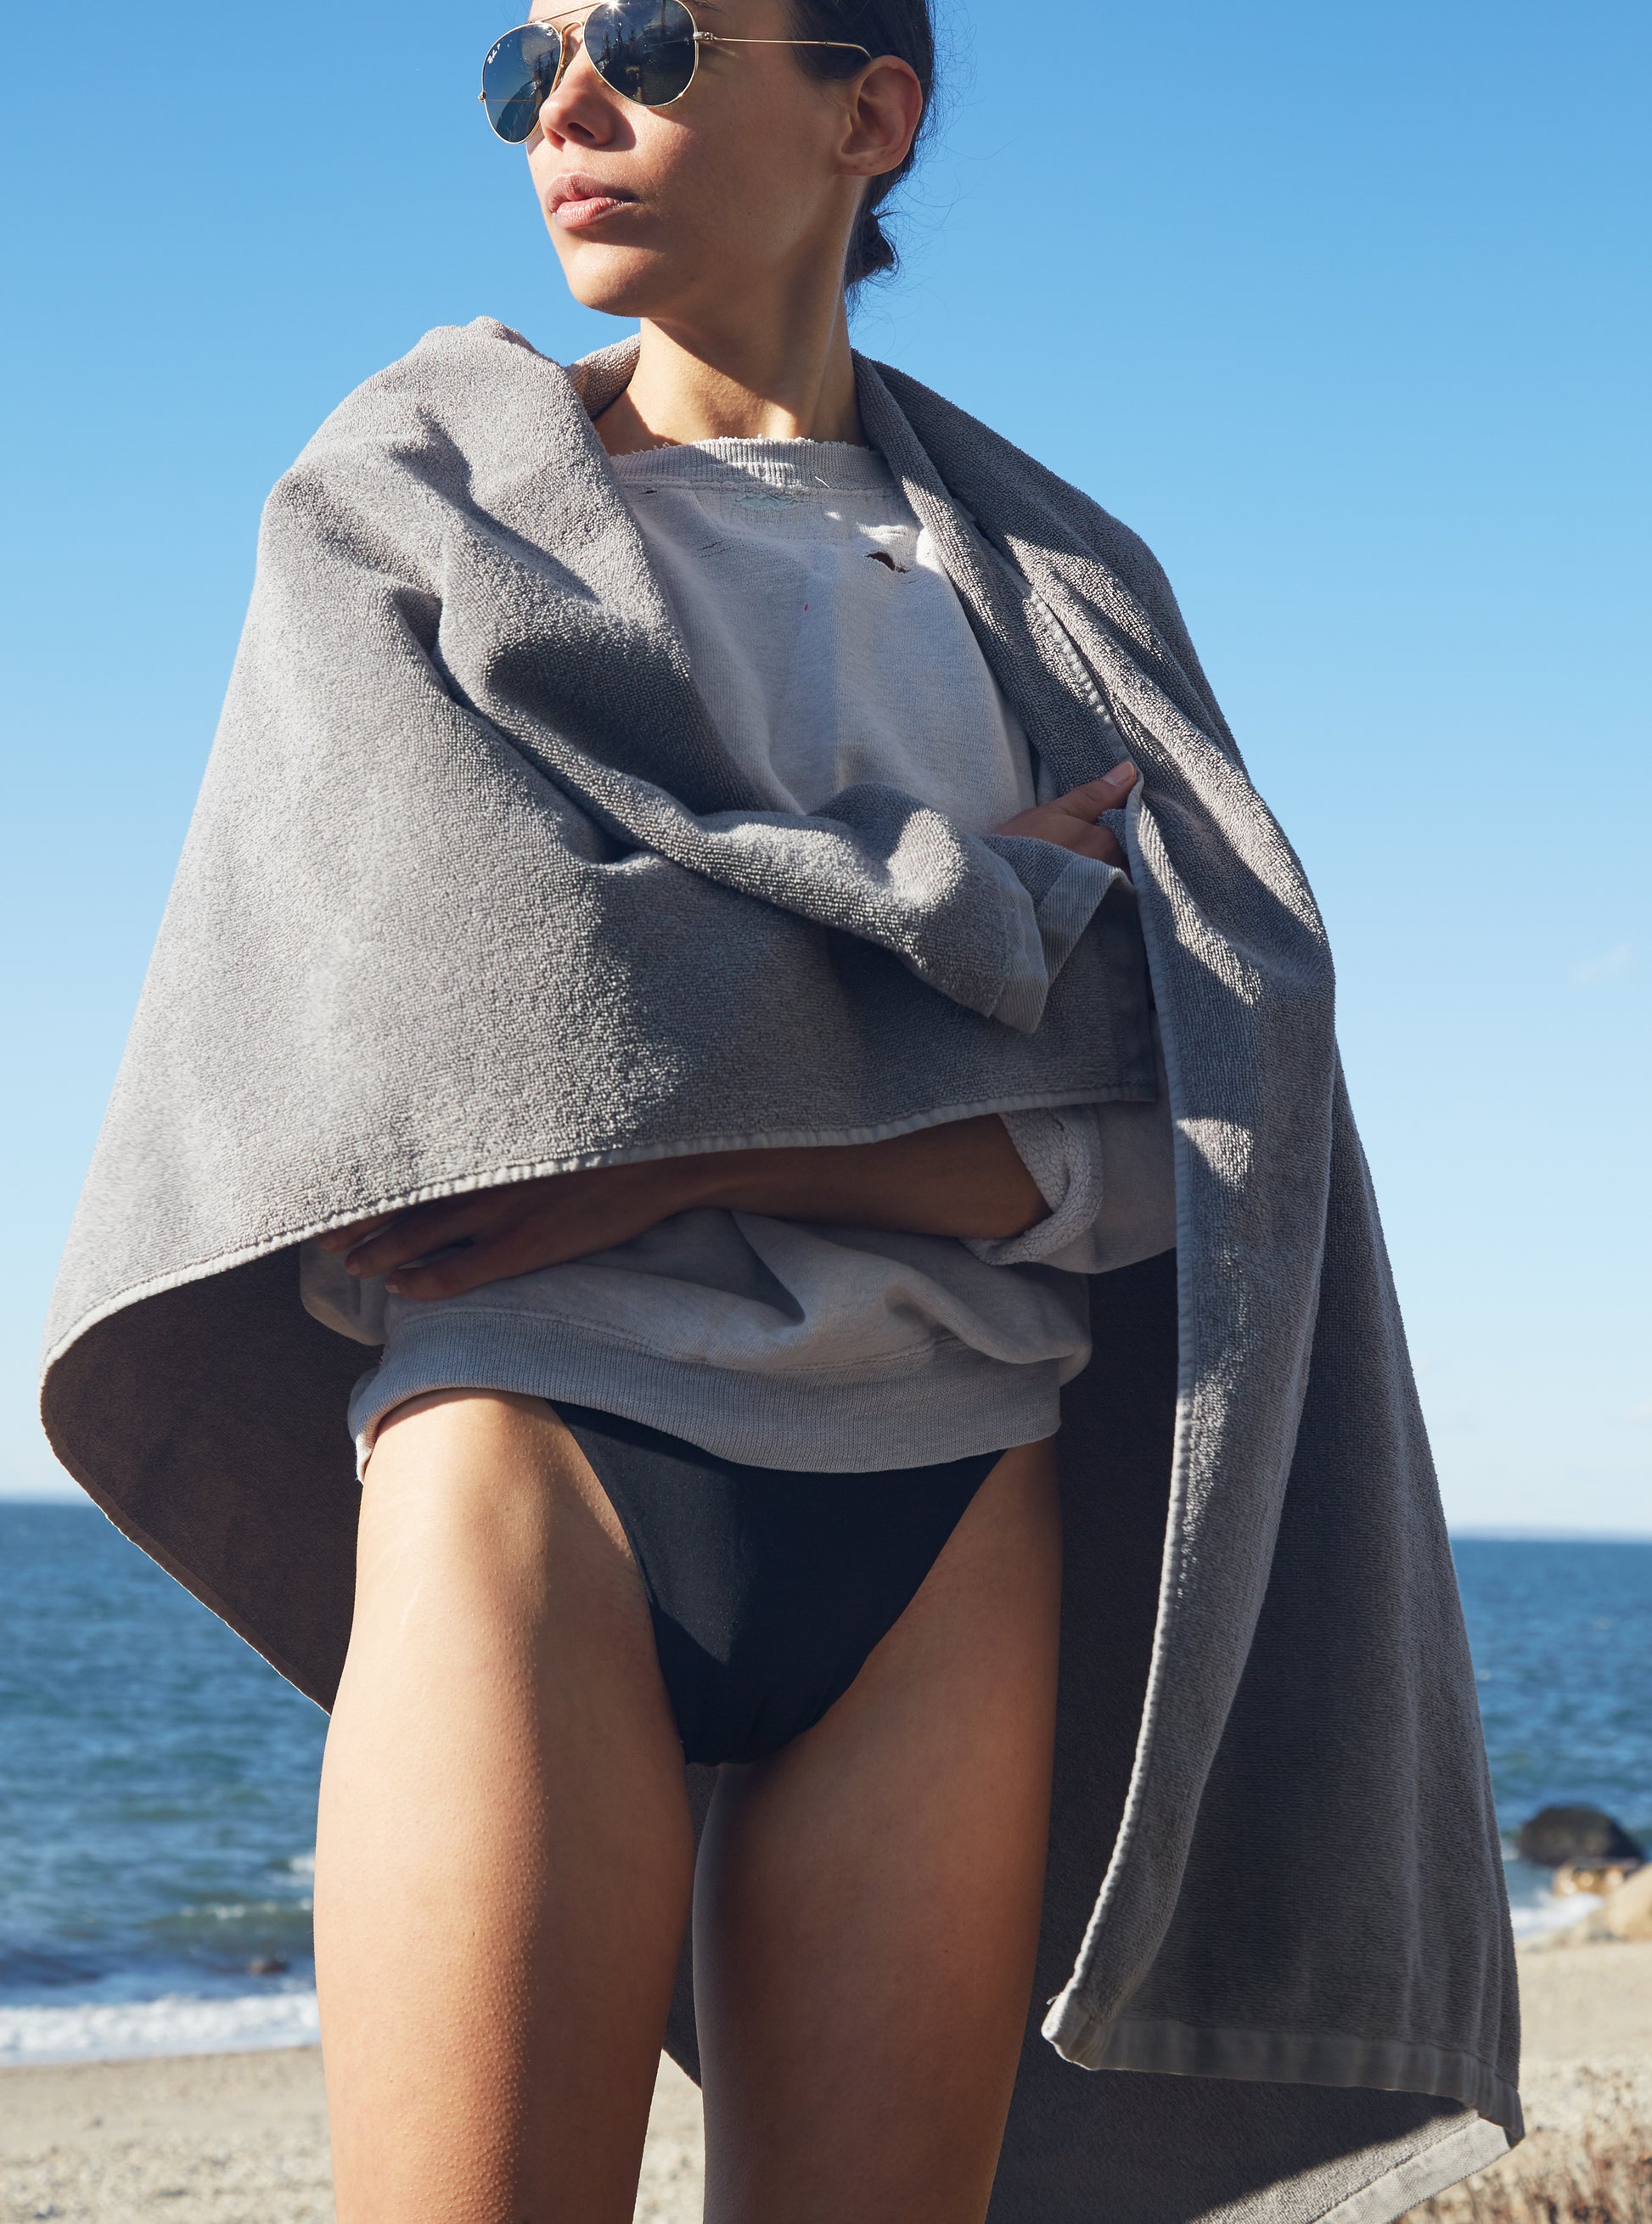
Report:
549,1401,1001,1766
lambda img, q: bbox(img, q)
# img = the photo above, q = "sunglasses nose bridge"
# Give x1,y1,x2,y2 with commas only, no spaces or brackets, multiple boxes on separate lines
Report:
538,16,602,120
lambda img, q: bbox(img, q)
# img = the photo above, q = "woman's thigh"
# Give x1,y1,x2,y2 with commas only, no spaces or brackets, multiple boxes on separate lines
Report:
314,1389,694,2224
691,1436,1063,2224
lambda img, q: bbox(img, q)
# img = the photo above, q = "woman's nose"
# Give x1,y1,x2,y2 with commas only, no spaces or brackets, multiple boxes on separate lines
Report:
536,27,616,146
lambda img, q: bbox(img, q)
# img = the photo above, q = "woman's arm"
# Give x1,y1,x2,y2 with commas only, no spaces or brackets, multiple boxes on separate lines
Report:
323,767,1138,1302
319,1115,1048,1303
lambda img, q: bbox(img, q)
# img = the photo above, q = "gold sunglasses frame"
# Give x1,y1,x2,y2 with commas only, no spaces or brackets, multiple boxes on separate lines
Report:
480,2,872,127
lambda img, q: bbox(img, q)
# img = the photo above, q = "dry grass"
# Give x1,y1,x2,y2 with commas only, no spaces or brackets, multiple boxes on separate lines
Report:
1412,2134,1652,2224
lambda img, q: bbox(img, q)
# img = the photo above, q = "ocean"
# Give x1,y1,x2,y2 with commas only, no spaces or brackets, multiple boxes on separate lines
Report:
2,1504,1649,2064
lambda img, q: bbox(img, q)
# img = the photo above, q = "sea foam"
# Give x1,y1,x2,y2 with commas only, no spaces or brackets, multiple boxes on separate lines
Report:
0,1988,320,2065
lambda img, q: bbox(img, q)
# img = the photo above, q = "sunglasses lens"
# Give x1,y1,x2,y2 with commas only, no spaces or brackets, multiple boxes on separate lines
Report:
481,24,563,142
586,0,697,107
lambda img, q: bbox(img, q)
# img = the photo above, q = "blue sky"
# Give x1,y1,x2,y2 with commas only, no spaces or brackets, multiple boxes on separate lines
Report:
3,0,1647,1527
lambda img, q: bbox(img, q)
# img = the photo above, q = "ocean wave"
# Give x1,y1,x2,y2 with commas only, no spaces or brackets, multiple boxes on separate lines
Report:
1507,1890,1596,1941
153,1897,314,1928
1502,1850,1603,1941
0,1988,320,2064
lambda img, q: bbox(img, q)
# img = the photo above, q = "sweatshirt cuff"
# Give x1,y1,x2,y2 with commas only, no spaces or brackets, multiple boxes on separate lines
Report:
964,1106,1106,1266
984,851,1124,1034
1034,851,1122,980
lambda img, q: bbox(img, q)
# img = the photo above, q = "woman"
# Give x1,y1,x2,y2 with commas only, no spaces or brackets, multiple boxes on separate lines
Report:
42,2,1521,2220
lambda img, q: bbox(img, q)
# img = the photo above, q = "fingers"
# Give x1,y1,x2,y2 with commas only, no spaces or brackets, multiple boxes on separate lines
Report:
334,1194,510,1281
992,810,1127,865
1076,823,1127,869
1047,761,1135,871
990,761,1139,852
323,1189,570,1301
317,1211,397,1254
376,1210,581,1298
1035,820,1126,868
320,1163,688,1300
379,1241,518,1301
1050,761,1138,820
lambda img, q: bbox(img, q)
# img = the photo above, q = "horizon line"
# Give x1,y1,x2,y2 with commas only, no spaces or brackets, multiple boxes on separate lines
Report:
1450,1525,1652,1544
4,1493,1651,1546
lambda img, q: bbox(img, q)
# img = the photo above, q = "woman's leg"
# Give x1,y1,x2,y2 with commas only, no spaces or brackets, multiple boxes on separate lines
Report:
693,1437,1063,2224
312,1390,695,2224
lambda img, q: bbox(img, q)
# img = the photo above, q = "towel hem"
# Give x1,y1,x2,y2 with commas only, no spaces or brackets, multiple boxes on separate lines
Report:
1315,2114,1512,2224
1042,2006,1524,2143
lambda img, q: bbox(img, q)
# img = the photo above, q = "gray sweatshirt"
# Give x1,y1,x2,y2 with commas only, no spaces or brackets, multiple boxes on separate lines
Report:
302,440,1173,1469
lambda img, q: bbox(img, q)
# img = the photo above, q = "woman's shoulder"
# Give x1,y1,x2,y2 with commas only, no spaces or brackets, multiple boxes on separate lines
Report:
293,320,577,475
247,319,615,589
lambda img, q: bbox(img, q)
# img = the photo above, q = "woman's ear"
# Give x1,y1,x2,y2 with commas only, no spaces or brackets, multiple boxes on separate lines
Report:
838,56,924,181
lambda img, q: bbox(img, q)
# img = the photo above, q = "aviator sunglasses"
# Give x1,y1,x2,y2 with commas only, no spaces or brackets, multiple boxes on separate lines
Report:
480,0,871,139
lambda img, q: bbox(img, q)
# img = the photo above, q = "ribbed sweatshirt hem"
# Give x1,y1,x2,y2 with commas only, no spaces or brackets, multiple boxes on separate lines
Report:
346,1311,1066,1477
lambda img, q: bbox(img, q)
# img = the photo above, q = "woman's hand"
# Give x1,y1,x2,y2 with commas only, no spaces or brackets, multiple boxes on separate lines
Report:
317,1116,1048,1301
317,1159,709,1301
995,761,1138,870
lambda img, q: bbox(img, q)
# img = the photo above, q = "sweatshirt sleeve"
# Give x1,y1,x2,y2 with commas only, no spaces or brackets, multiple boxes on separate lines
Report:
963,1104,1108,1266
982,851,1129,1035
966,1017,1178,1272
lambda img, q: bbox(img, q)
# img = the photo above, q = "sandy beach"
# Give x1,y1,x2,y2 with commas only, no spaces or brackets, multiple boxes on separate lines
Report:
0,2049,703,2224
2,1940,1647,2223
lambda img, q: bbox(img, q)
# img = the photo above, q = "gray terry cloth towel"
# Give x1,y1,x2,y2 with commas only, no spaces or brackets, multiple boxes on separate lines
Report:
40,322,1520,2223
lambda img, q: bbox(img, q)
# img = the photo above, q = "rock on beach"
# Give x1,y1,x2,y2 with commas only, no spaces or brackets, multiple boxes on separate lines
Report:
1514,1805,1644,1870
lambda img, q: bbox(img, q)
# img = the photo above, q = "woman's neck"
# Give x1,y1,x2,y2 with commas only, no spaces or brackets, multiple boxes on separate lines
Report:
594,293,865,456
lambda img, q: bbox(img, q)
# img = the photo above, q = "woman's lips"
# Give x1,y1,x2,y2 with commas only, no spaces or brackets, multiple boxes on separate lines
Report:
549,177,635,230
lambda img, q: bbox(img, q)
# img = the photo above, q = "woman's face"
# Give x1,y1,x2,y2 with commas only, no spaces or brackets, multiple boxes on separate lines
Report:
523,0,919,325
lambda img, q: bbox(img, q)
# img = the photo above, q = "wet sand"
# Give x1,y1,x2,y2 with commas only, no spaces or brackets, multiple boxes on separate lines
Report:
2,1940,1647,2222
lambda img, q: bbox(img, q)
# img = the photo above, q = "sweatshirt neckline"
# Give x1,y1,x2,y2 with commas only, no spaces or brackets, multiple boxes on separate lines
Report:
607,437,895,494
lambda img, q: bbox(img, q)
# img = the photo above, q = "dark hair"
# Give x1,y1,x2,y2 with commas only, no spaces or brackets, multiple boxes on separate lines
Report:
784,0,937,290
